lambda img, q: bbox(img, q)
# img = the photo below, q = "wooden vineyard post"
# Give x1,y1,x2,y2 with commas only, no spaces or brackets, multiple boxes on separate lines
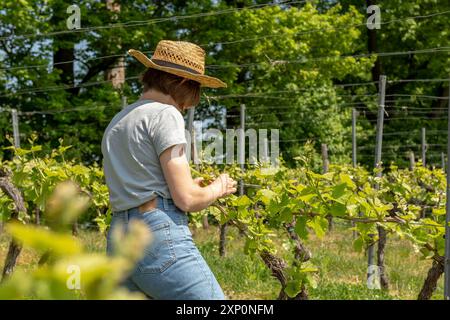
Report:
1,109,21,234
321,144,332,231
35,207,41,225
220,104,246,256
368,75,387,290
422,127,427,167
409,151,416,171
187,108,195,140
262,137,269,164
237,105,247,233
321,143,329,173
352,108,357,167
239,104,246,195
0,168,25,281
186,108,200,167
352,108,358,239
187,108,208,230
444,81,450,300
442,152,446,172
105,0,125,90
11,109,20,148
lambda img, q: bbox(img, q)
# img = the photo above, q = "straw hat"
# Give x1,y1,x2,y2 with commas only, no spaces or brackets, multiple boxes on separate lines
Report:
128,40,227,88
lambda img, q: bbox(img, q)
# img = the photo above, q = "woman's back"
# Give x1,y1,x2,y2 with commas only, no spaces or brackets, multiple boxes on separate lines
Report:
101,99,187,212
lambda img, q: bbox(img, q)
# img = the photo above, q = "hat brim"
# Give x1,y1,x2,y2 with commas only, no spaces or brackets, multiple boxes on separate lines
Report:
128,49,227,89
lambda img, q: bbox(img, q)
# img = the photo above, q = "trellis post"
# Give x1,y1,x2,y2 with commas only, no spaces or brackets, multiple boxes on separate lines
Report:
368,75,386,290
352,108,357,238
352,108,357,167
421,127,426,167
441,152,445,172
322,144,333,231
11,109,20,148
409,151,415,171
444,81,450,300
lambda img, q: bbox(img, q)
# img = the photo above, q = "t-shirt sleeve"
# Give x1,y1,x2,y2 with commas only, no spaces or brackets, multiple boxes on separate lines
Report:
150,107,187,157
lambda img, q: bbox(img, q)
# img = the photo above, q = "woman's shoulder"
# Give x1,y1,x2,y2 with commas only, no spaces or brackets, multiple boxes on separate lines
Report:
135,102,184,133
152,104,184,122
135,100,180,117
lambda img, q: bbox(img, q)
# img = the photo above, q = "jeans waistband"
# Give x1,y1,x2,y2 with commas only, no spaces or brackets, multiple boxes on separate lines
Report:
113,196,181,215
112,195,187,226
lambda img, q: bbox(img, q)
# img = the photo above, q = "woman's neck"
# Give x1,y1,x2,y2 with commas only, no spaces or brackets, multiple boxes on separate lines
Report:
140,89,181,111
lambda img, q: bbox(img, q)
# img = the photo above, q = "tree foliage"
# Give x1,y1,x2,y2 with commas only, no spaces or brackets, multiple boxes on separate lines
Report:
1,1,447,165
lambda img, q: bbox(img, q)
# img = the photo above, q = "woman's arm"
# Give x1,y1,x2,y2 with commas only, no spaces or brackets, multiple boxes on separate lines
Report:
160,144,237,212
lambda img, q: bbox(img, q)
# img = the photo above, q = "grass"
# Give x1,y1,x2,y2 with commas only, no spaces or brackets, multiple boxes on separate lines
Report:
0,221,444,300
193,222,443,300
304,222,444,300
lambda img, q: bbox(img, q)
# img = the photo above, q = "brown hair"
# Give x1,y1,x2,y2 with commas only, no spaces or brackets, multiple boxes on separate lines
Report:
140,68,201,111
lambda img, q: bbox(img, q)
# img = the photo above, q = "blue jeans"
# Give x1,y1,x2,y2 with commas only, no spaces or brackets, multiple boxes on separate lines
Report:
106,196,226,300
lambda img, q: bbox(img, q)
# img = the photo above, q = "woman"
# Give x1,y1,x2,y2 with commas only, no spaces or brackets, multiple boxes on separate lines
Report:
101,40,237,300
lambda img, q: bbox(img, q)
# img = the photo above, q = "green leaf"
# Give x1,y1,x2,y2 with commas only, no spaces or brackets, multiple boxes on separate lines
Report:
353,237,364,252
298,193,315,202
297,186,316,202
308,216,328,238
294,216,308,240
244,238,257,255
284,280,302,298
235,195,251,207
258,189,277,205
300,266,319,273
280,207,293,222
340,173,356,190
305,274,318,289
331,183,347,199
30,145,42,152
330,202,346,216
432,207,446,216
436,236,445,257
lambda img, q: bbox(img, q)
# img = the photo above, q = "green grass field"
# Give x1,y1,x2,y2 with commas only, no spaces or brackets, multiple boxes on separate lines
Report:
0,221,444,300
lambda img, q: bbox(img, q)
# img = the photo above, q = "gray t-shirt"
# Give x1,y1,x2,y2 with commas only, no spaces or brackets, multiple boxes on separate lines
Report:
101,99,187,212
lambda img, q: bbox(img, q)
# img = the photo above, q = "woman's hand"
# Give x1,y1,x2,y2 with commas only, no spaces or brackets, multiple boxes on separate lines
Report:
160,145,237,212
193,177,206,187
210,173,237,199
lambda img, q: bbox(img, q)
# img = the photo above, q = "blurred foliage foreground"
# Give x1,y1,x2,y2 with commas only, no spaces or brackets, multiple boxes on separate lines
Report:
0,180,151,299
